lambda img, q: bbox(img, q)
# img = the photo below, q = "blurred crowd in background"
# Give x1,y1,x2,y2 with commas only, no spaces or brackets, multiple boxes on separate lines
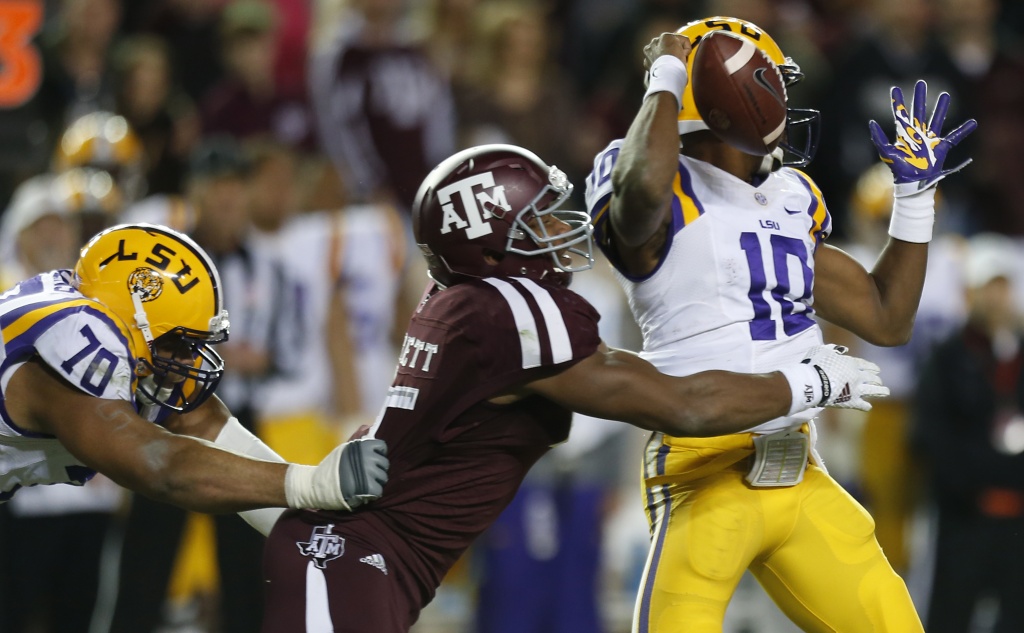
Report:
0,0,1023,631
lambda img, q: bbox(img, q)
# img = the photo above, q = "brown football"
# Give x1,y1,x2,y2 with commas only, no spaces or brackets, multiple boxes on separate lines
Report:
691,30,787,156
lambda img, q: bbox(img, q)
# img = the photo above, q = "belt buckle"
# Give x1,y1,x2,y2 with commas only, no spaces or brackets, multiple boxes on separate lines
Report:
745,430,809,487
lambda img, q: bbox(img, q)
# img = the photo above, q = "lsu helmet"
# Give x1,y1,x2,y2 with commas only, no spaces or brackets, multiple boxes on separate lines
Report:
675,17,820,166
413,144,593,288
75,224,230,412
54,112,146,202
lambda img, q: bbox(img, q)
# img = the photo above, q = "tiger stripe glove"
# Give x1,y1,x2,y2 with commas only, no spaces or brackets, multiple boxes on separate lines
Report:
868,80,977,199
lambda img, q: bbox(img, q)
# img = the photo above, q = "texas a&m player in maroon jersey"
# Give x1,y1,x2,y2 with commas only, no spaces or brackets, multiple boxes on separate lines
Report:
259,145,889,632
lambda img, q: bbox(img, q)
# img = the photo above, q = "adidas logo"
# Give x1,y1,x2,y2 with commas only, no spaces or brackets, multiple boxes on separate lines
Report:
360,553,388,575
835,383,852,404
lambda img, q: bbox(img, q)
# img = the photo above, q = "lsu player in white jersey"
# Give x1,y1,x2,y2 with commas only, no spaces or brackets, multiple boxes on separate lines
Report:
0,223,388,520
584,17,977,633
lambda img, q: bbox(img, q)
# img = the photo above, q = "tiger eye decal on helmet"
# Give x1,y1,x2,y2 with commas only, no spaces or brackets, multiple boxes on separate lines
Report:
675,16,820,167
412,144,593,288
75,223,229,412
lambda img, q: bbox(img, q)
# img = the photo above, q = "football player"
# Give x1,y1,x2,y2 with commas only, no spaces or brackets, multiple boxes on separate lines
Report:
257,143,888,632
584,16,977,632
0,223,388,519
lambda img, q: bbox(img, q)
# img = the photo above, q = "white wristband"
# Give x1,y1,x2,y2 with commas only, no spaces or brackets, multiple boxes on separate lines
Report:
213,417,287,536
888,187,936,243
214,417,285,463
644,55,688,111
778,364,824,416
284,443,351,512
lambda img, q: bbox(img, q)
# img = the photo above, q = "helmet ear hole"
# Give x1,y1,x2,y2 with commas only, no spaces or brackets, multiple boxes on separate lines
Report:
482,249,505,265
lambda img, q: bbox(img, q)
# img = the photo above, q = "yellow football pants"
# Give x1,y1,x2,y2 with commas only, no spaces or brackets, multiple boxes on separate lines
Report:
635,451,922,632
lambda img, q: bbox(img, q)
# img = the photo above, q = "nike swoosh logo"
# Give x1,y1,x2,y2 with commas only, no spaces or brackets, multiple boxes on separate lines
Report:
784,207,803,215
753,68,785,107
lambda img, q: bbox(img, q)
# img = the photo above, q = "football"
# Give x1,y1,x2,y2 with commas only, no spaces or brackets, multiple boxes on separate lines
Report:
691,30,788,156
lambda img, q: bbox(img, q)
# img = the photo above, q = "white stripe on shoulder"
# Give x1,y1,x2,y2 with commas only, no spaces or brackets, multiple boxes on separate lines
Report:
513,278,572,364
483,278,541,369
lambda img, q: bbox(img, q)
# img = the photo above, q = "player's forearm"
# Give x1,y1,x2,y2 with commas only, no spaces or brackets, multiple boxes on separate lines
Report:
609,93,680,246
656,371,791,437
866,238,928,345
132,435,289,513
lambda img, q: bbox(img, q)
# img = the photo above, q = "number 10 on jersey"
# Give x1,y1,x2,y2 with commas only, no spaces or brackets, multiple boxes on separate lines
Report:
740,232,816,341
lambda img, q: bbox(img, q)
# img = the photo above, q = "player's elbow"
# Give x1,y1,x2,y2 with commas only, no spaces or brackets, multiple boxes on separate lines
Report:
654,402,731,438
860,321,915,347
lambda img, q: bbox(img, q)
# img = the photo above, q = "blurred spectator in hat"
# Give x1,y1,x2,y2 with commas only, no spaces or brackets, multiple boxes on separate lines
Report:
912,232,1024,632
201,0,317,152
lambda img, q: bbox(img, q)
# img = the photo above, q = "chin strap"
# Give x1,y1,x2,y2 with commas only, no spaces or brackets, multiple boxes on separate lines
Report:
131,291,154,344
757,147,785,175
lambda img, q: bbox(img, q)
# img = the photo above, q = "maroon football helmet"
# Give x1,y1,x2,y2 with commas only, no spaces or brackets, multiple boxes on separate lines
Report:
412,144,593,287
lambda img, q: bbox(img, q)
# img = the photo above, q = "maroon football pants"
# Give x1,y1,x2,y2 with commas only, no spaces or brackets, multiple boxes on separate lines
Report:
262,510,412,633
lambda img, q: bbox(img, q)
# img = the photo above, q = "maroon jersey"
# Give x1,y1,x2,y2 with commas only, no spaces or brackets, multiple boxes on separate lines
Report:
265,276,599,627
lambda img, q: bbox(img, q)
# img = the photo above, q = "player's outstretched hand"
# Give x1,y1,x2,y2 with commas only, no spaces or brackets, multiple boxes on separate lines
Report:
338,437,389,509
801,344,890,411
284,437,389,511
868,79,977,197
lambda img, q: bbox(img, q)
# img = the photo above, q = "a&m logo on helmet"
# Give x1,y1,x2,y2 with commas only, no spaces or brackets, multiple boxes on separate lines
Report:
437,172,511,240
127,267,164,302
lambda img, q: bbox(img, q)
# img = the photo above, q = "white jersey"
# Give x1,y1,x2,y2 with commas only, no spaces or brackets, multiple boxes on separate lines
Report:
0,270,136,499
257,206,404,419
586,140,831,434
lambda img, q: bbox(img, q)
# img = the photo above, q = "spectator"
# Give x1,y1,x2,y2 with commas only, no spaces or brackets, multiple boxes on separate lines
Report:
455,0,590,198
201,0,317,152
134,0,228,104
913,232,1024,632
113,34,199,196
308,0,455,212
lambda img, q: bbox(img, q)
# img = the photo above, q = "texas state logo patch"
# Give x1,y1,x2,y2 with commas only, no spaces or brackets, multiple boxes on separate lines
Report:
297,524,345,569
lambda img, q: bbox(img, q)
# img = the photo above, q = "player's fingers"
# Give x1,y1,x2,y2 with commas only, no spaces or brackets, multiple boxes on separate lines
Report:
912,80,928,127
861,384,891,399
856,358,882,374
868,120,891,153
347,424,371,441
944,118,979,147
890,86,907,119
929,91,950,134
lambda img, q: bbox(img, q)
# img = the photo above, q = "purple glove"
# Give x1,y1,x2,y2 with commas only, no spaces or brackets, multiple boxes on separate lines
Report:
868,80,978,197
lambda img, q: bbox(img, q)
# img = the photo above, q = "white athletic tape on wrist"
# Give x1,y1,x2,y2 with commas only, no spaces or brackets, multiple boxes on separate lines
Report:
778,364,824,416
285,444,351,512
888,187,936,243
644,55,688,111
213,417,287,536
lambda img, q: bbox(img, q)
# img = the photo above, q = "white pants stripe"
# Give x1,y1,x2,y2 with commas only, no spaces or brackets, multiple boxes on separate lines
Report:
305,561,334,632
